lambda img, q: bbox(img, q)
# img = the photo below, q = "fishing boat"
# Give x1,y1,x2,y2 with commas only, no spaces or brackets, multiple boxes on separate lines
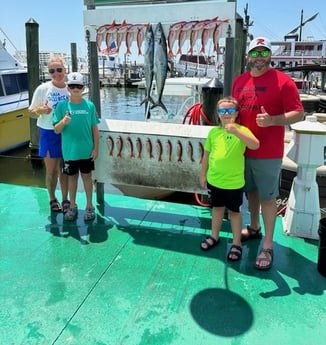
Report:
0,39,30,153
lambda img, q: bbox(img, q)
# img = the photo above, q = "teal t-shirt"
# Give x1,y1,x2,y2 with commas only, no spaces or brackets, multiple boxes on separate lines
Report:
205,125,251,189
53,99,100,161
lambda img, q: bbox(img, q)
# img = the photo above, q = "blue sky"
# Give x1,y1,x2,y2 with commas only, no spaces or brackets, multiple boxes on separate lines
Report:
1,0,325,58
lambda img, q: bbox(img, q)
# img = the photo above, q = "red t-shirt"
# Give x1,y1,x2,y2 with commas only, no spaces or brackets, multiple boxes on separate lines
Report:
232,68,303,159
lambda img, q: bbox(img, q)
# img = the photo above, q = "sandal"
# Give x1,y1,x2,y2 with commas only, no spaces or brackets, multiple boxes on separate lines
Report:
241,225,262,242
61,200,70,214
254,248,273,270
50,199,62,212
64,206,78,221
200,235,220,251
227,244,242,261
84,207,95,221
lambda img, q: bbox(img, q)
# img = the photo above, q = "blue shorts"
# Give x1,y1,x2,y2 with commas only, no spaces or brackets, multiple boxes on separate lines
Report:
244,158,282,201
39,128,63,158
63,158,95,176
207,182,243,212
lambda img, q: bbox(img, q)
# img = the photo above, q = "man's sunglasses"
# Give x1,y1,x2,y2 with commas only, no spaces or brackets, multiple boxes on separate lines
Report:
48,67,64,74
217,107,237,115
249,50,270,58
68,84,84,90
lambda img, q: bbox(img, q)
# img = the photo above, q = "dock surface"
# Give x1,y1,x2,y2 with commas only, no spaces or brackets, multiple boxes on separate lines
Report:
1,183,326,345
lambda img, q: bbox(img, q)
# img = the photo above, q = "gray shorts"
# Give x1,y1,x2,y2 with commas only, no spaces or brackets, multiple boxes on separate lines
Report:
244,158,282,201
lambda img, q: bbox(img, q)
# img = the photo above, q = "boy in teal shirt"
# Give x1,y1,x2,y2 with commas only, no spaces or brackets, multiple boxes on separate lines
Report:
53,72,100,222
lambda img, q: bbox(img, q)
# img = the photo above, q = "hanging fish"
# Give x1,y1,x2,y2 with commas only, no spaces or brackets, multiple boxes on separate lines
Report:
156,139,163,162
187,141,195,162
166,139,172,162
167,20,187,57
176,140,183,162
188,18,214,55
198,142,204,163
151,22,168,113
126,136,134,158
116,136,123,157
107,135,114,156
146,138,154,159
136,137,142,159
140,24,155,117
116,22,132,53
177,20,198,55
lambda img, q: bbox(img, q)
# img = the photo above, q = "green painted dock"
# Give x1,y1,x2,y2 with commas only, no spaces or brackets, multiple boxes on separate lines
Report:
1,182,326,345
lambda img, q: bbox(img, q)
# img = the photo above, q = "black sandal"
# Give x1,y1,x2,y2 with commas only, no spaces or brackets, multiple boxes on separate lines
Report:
227,244,242,261
241,225,262,242
254,248,273,270
200,235,220,251
50,199,62,212
61,200,71,214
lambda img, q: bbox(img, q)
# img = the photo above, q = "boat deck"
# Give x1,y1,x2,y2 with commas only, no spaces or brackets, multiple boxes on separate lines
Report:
1,182,326,345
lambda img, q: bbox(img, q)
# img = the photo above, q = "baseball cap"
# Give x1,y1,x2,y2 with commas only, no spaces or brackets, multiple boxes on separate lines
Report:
66,72,84,86
248,37,272,52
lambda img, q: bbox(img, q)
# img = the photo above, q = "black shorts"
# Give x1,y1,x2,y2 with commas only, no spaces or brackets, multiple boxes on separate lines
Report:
207,182,243,212
63,158,95,175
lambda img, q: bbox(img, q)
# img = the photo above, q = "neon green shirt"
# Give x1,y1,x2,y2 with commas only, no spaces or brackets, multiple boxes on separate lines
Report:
204,124,252,189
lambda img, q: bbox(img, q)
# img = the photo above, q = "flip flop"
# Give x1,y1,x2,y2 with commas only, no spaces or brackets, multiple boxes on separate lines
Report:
200,235,220,251
241,225,262,242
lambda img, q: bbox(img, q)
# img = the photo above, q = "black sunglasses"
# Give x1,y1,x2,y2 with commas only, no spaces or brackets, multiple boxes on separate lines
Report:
68,84,84,90
48,67,64,74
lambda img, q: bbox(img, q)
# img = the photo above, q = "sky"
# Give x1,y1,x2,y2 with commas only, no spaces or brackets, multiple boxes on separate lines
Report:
1,0,325,59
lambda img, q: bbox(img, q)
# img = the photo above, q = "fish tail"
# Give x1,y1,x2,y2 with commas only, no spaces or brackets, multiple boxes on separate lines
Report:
151,101,168,114
140,96,155,106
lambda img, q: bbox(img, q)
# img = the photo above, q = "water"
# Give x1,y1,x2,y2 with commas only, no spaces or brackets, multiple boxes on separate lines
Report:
99,87,191,122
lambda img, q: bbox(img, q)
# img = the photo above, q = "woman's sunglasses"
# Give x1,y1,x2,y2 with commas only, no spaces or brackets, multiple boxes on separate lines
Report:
48,67,64,74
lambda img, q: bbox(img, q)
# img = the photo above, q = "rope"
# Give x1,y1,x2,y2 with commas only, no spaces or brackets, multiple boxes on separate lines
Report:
182,102,214,126
182,102,214,207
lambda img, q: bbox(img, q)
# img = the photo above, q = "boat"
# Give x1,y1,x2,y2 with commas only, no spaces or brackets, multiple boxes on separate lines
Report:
271,39,326,69
0,39,30,153
174,54,222,78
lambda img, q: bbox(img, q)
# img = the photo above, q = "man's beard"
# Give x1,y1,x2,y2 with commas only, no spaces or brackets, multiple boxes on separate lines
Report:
248,58,271,70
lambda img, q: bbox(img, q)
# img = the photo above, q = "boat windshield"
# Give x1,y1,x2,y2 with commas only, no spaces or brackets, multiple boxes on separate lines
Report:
1,72,28,96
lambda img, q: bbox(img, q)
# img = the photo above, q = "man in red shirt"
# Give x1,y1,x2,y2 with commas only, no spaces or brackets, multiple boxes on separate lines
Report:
232,37,304,270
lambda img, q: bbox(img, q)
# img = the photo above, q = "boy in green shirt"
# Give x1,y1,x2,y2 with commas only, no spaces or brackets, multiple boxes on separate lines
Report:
199,96,259,261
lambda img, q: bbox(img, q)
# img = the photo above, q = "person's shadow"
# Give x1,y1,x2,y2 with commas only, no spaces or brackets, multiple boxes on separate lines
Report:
234,235,326,298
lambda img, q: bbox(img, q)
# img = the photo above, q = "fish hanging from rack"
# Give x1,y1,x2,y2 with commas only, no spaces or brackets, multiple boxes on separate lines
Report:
167,17,229,57
151,22,168,114
140,24,155,118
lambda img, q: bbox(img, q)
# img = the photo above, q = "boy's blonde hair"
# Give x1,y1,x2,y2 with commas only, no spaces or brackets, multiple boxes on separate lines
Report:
217,96,239,110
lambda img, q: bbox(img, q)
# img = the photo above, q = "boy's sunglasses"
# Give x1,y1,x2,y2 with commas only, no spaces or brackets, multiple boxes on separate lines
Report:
249,50,270,58
217,107,237,115
68,84,84,90
48,67,64,74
